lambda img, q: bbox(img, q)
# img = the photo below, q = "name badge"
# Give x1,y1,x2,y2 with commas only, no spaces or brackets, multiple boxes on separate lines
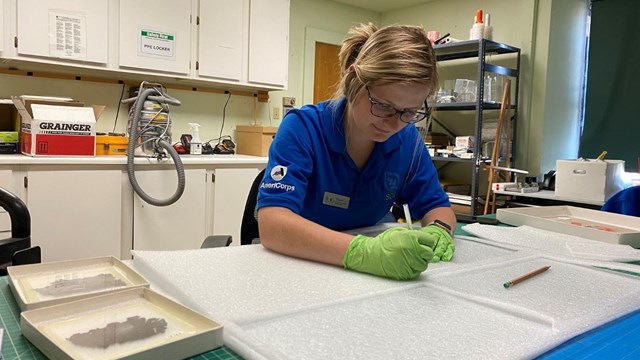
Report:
322,192,350,209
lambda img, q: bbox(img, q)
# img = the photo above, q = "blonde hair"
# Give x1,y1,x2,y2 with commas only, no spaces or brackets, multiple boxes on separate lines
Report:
332,23,438,103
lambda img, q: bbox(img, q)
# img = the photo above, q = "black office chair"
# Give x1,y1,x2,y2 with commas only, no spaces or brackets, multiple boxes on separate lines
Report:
201,168,265,248
0,186,41,276
240,168,265,245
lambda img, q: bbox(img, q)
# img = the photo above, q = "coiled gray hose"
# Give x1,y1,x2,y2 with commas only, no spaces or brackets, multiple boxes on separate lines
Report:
126,88,185,206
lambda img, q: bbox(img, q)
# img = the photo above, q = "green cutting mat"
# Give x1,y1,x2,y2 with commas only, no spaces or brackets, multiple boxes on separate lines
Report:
0,277,242,360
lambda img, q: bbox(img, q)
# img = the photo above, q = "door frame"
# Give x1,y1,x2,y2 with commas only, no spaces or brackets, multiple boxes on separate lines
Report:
303,27,344,105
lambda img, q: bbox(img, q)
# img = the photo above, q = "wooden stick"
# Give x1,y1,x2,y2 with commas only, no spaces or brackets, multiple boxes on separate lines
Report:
484,79,511,214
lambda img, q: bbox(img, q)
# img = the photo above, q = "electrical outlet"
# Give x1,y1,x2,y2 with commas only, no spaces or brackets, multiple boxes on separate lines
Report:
283,97,296,107
272,107,281,120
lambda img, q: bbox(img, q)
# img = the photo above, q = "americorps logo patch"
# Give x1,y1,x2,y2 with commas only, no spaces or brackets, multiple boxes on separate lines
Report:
271,165,287,181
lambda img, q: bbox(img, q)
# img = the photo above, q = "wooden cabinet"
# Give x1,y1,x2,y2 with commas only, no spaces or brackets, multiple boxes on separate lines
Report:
118,0,192,75
131,167,208,251
15,0,109,64
24,168,123,262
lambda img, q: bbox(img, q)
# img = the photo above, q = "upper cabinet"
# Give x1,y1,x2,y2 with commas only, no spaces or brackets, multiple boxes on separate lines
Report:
118,0,192,75
197,0,289,88
15,0,109,64
2,0,290,91
198,0,246,82
247,0,289,87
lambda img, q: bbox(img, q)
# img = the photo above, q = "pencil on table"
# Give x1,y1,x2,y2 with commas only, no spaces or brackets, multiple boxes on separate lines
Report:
503,265,551,289
596,150,608,161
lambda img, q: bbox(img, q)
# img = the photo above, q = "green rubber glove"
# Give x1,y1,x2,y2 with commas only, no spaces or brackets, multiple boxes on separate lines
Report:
343,227,437,280
418,225,455,262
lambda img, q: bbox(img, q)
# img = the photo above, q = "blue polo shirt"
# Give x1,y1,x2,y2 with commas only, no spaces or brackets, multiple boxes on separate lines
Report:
256,99,450,231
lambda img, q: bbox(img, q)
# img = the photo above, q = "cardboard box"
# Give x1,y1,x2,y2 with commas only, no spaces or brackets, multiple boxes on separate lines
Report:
12,96,104,156
555,159,625,202
455,135,475,148
236,125,278,156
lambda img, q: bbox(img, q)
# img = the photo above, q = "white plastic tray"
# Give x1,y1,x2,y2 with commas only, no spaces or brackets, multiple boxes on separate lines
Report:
8,256,149,311
497,206,640,248
20,287,223,360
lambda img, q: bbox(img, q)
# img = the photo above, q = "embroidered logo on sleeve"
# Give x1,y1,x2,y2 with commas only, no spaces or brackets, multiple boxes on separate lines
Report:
271,165,287,181
261,165,296,192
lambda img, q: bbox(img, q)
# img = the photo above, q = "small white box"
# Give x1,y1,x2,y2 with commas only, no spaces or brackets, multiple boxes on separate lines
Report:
555,159,625,202
20,287,223,360
8,256,149,311
455,136,475,148
496,206,640,248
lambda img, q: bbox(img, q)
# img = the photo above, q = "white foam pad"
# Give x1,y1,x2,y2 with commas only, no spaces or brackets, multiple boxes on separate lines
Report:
130,234,640,359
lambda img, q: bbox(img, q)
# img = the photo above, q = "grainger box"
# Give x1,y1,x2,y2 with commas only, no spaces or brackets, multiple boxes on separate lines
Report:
236,125,278,156
12,96,105,156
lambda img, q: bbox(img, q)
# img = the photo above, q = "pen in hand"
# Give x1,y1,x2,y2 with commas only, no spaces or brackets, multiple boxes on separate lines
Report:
503,265,551,288
402,203,412,230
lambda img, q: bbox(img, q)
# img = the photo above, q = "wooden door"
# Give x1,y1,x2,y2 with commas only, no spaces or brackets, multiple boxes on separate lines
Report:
313,42,341,104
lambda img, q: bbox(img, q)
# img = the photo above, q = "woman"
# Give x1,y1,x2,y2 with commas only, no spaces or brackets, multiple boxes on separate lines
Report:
257,23,456,280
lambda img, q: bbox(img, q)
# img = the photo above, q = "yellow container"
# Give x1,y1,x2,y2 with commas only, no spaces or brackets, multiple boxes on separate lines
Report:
96,135,128,155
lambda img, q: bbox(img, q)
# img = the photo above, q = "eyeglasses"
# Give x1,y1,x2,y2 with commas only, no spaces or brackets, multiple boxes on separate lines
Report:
366,87,431,124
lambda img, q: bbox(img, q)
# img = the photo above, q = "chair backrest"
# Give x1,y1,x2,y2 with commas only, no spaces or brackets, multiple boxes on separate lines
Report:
0,186,40,275
240,168,266,245
601,185,640,217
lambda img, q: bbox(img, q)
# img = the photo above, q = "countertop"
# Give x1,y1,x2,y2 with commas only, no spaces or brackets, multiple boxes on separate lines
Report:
0,154,269,166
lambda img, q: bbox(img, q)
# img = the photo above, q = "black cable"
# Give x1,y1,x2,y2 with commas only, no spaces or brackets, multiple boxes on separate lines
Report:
112,82,126,134
217,92,232,146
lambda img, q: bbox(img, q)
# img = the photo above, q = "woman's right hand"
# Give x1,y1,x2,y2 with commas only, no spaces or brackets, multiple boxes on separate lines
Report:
343,227,437,280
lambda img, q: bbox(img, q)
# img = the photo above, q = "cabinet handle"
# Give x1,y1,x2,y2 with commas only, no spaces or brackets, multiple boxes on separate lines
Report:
23,176,28,189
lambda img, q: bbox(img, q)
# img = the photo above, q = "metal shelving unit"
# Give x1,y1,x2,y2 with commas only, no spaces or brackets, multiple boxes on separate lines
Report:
431,39,521,217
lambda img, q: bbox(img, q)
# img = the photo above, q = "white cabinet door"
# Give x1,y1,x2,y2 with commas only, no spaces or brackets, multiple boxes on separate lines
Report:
248,0,289,87
211,167,259,246
133,168,207,251
198,0,247,81
119,0,192,75
16,0,109,64
25,169,122,262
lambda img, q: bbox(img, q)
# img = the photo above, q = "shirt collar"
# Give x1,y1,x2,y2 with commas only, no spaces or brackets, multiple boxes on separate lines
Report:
321,98,404,156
